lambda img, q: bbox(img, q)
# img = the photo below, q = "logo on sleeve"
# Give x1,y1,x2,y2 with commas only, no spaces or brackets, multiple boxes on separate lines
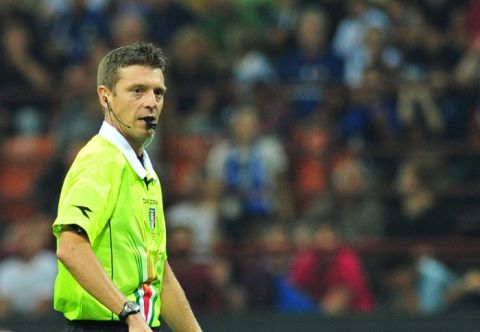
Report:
73,205,92,219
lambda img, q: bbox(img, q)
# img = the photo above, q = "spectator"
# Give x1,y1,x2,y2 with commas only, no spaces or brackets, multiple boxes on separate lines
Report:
277,5,344,121
454,34,480,89
227,25,277,102
30,60,103,218
396,64,445,143
206,105,292,242
264,0,300,62
288,222,374,314
207,256,246,313
446,267,480,311
145,0,199,48
253,223,318,313
332,0,394,87
428,66,468,141
288,113,331,212
111,10,150,48
379,251,457,314
330,141,386,241
386,155,456,237
240,224,292,310
226,23,291,137
291,222,314,255
50,61,103,153
0,216,57,318
166,171,219,263
394,4,429,71
168,26,223,119
299,139,386,243
338,66,400,145
47,0,110,66
167,225,224,313
0,0,53,136
333,0,390,58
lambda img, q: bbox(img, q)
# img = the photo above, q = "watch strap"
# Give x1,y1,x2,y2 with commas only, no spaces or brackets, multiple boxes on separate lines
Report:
118,301,141,322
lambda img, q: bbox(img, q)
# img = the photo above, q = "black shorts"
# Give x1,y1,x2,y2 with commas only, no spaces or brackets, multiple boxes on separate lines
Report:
62,319,162,332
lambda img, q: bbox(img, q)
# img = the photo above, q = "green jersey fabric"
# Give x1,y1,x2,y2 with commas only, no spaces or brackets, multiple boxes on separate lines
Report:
53,122,167,327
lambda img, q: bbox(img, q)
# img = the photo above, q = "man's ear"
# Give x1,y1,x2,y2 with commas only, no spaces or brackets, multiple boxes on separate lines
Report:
98,85,110,109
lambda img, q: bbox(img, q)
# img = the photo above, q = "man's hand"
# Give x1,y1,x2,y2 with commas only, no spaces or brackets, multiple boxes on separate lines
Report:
126,313,153,332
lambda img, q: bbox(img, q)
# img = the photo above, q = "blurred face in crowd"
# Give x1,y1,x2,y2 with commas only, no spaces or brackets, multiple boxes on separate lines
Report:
396,163,419,195
313,224,339,253
99,65,166,152
261,226,290,255
365,27,384,59
347,0,366,17
113,13,148,47
231,108,259,145
297,10,327,56
385,265,416,292
168,227,194,259
172,26,211,65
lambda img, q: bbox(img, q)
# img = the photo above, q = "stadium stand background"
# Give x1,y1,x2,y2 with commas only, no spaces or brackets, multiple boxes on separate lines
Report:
2,0,480,330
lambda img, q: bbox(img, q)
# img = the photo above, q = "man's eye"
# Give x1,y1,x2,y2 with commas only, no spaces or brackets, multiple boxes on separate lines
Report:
154,89,165,97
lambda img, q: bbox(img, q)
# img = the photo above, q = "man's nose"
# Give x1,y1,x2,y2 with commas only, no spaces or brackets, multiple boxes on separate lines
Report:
143,90,158,109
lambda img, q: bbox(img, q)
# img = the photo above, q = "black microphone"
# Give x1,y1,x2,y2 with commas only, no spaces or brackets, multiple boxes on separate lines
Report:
104,97,132,129
145,119,157,130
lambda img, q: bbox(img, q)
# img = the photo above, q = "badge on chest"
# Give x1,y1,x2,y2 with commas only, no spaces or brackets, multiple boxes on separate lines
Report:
149,208,156,230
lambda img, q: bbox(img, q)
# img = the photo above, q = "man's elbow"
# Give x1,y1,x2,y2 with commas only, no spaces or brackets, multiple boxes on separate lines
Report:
56,229,89,264
56,238,75,264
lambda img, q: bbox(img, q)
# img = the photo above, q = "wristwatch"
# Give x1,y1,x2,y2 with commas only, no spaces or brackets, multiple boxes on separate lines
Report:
118,301,141,322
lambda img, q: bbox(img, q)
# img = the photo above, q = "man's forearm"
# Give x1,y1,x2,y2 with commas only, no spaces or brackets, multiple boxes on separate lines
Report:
160,262,202,332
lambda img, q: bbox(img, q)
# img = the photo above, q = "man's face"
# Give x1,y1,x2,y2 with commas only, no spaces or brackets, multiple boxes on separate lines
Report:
104,65,166,149
313,226,338,252
233,111,258,144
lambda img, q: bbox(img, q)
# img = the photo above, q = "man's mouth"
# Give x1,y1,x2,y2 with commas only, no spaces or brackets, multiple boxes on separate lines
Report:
139,115,155,121
140,116,157,129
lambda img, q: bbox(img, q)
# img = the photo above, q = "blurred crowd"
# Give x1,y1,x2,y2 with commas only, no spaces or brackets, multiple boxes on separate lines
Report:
1,0,480,320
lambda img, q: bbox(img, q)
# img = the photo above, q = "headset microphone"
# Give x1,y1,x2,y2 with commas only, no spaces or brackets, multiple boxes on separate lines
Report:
104,96,132,129
145,119,157,130
142,118,157,150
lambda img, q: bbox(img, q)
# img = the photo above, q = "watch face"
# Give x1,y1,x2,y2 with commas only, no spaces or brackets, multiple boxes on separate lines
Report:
126,302,140,313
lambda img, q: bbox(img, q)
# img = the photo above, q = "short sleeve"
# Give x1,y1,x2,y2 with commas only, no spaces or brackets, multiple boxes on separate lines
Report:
52,152,123,243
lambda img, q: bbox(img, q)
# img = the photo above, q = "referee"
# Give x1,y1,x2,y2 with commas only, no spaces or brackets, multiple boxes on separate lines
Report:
52,42,202,332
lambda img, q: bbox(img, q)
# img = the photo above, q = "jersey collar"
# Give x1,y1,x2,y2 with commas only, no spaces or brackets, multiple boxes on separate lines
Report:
98,121,154,179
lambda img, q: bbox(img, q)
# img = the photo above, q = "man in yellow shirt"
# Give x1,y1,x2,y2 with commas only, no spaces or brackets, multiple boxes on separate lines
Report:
53,42,202,332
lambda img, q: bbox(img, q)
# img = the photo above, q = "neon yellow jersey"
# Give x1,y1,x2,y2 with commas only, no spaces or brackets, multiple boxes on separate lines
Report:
52,122,167,327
